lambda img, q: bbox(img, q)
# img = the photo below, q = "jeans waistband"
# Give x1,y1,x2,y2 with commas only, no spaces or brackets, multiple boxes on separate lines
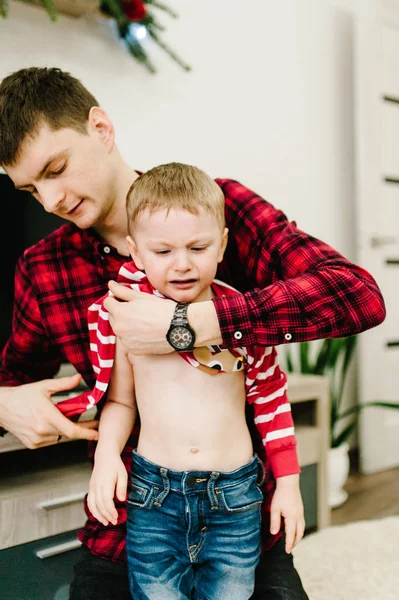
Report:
132,450,263,493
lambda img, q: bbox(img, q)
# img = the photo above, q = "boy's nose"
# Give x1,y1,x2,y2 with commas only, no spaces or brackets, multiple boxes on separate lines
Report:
175,251,191,272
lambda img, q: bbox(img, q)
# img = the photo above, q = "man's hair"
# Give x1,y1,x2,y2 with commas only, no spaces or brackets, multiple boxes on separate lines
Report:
0,67,99,166
127,163,226,233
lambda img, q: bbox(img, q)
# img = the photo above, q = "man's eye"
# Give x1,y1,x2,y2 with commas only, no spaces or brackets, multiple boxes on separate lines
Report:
50,165,66,176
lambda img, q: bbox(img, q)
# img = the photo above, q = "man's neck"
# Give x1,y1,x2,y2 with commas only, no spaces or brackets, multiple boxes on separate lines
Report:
95,168,139,256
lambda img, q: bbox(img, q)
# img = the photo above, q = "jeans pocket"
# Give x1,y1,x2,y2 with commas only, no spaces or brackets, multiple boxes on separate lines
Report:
218,476,263,513
127,477,155,509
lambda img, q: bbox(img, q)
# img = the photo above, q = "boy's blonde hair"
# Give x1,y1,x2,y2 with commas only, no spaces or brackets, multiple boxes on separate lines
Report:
126,162,225,234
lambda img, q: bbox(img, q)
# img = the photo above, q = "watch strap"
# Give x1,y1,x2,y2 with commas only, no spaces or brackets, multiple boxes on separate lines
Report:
171,302,189,326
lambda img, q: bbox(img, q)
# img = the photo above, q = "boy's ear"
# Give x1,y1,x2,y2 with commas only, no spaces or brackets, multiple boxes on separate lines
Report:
126,235,144,270
87,106,115,152
218,228,229,263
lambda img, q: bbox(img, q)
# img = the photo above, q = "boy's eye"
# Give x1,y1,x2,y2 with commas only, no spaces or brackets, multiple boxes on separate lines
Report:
191,247,206,252
156,250,170,255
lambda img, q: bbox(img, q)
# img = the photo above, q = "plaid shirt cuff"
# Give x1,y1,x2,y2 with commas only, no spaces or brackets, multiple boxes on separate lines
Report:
213,292,258,348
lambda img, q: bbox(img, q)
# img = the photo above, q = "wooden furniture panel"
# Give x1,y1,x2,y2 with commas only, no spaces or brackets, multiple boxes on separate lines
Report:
287,373,331,529
0,461,90,550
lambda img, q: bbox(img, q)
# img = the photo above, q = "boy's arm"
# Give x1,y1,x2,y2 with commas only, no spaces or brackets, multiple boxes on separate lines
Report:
96,337,137,455
88,338,136,526
245,345,305,553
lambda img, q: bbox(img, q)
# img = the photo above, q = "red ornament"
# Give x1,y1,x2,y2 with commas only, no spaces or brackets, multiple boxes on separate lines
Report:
122,0,146,21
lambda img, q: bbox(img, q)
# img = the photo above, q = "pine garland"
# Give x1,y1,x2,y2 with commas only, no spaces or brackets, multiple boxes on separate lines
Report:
1,0,190,73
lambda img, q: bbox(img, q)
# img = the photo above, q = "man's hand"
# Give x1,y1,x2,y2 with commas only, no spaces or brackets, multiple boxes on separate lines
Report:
270,474,305,554
0,374,99,449
104,281,176,355
88,450,128,526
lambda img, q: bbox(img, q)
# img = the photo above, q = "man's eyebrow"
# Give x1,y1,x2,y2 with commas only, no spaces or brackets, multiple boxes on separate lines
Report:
16,152,66,189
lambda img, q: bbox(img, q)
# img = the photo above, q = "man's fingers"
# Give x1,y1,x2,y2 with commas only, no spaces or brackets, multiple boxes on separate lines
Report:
49,410,99,441
66,421,99,441
25,434,62,449
74,419,99,430
107,280,140,302
45,374,82,395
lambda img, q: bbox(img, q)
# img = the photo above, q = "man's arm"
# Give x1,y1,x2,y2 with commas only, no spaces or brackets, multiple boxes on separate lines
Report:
104,179,386,355
212,178,386,348
0,256,98,447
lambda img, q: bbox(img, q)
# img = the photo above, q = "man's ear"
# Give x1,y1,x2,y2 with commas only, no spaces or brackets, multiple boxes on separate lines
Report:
87,107,115,152
218,228,229,263
126,235,144,270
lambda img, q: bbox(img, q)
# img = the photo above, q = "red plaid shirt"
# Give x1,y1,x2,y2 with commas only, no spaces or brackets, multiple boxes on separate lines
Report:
0,179,385,563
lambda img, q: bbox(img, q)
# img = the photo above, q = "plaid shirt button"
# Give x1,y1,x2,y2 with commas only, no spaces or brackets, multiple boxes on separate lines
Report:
284,333,292,341
103,246,111,254
234,331,243,340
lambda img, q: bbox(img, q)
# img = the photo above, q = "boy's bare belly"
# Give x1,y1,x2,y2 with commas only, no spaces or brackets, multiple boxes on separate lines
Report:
130,351,253,472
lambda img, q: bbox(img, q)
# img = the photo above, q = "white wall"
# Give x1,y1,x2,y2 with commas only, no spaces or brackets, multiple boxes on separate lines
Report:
1,0,362,443
1,0,359,259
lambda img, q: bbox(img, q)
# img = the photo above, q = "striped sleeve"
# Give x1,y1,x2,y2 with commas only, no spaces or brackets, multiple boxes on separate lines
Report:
55,293,115,418
245,345,300,478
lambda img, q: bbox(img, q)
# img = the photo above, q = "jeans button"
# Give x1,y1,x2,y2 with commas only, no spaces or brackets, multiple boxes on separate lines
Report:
186,475,196,488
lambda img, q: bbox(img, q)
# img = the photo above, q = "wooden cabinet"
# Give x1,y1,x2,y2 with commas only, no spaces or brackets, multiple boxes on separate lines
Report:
0,441,90,552
0,459,90,550
287,373,331,529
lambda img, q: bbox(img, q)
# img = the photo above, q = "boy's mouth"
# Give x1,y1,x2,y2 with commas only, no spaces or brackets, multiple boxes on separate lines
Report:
169,279,198,288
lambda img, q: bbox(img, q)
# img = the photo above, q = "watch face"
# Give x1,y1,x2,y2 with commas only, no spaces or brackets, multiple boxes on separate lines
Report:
169,326,194,350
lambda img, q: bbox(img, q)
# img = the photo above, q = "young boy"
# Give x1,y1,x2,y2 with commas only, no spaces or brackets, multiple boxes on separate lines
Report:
84,163,304,600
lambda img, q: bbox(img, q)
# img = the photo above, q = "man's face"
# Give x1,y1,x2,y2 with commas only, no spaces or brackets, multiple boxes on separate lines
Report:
4,116,117,230
128,207,228,304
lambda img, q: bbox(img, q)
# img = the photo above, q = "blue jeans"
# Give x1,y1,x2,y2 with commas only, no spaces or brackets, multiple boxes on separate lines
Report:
126,451,263,600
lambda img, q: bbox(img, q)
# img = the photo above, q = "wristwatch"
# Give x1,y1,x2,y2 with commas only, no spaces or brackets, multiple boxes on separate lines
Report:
166,302,196,351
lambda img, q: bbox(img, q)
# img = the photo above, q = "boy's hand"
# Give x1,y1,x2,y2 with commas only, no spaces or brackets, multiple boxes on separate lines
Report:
270,474,305,554
87,451,128,526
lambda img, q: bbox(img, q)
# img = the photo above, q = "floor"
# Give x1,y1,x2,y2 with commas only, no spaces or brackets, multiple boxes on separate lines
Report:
331,465,399,526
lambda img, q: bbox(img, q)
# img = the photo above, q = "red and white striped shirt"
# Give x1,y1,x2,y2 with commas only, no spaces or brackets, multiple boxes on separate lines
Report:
57,261,299,479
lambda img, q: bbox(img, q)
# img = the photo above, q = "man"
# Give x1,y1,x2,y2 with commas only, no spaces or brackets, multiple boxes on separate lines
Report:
0,67,385,600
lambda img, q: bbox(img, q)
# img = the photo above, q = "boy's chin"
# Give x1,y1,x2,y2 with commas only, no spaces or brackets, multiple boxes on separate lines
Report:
164,286,211,304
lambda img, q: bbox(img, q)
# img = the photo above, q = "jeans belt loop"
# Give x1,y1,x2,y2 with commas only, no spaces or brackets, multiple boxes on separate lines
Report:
207,472,220,510
154,467,170,507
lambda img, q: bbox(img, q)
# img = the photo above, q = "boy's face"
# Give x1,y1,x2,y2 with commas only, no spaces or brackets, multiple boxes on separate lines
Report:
4,109,118,230
128,207,228,303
